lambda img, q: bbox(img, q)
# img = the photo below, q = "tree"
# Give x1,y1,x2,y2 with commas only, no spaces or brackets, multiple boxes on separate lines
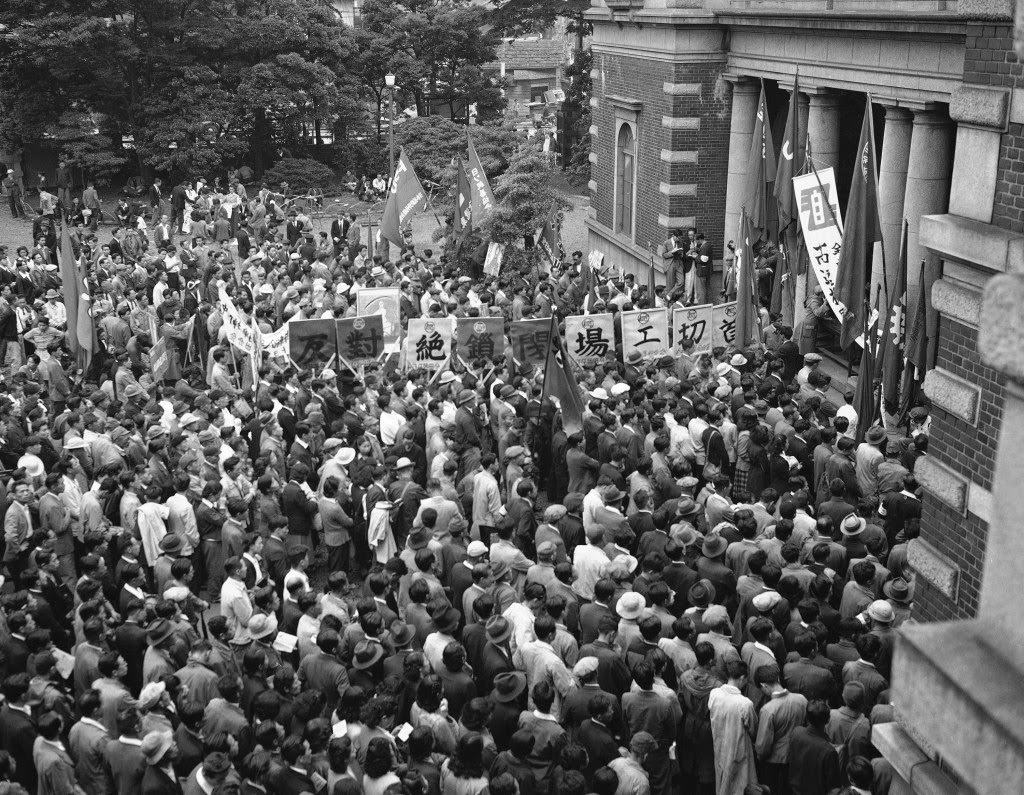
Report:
489,0,592,54
563,46,593,187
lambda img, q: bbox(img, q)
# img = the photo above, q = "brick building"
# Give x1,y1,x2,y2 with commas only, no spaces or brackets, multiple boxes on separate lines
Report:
586,0,1024,791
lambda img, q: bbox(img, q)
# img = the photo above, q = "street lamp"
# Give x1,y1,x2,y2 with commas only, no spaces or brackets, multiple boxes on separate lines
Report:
385,73,396,184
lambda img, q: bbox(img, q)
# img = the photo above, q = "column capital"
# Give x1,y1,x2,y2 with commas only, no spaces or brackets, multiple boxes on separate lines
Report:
806,91,843,109
882,105,914,123
911,108,954,128
721,73,760,93
874,95,946,113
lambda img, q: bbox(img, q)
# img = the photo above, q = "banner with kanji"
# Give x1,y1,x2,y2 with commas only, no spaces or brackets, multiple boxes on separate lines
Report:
455,317,504,363
336,315,385,369
564,313,614,368
620,308,669,362
483,242,504,277
405,318,453,370
792,168,850,326
218,287,258,356
261,323,290,361
356,287,402,353
711,302,738,350
509,319,552,367
672,304,713,356
289,319,338,369
379,148,428,248
150,337,169,381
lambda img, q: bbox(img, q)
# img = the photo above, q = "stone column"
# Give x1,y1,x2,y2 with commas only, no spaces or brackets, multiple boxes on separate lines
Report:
876,106,913,301
903,110,954,342
802,90,842,293
796,92,810,169
723,79,760,247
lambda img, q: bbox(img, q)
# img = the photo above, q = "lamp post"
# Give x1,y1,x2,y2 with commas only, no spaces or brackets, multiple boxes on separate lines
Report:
385,72,396,183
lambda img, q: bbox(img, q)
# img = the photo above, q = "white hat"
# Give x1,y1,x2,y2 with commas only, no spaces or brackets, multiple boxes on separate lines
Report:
334,447,356,466
715,362,731,377
258,284,274,295
588,387,609,401
610,383,630,397
322,368,337,379
467,540,488,557
730,353,748,367
179,412,200,427
439,372,459,385
395,457,414,471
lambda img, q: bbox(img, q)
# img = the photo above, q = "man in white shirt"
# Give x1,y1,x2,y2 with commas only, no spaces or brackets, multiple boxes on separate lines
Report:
136,486,169,566
220,557,253,642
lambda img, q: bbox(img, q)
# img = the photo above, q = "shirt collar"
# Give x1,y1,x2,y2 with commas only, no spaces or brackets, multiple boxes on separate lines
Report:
118,735,143,745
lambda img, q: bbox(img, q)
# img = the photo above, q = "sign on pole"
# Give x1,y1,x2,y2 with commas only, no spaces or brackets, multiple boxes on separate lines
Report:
356,287,402,354
405,318,453,370
261,323,290,362
711,301,738,350
508,319,552,367
672,304,714,356
792,167,850,325
455,317,504,364
289,319,338,369
564,313,614,368
150,338,169,381
619,308,669,362
218,287,258,356
483,242,504,277
336,315,385,370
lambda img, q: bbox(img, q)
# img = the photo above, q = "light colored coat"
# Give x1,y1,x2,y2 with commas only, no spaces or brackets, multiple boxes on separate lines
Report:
708,683,758,795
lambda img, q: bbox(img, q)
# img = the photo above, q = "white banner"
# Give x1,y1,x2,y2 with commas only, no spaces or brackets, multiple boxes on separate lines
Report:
405,317,453,370
672,304,714,356
261,323,290,361
619,308,669,362
711,302,738,350
356,287,402,354
792,168,850,325
484,242,504,277
565,313,614,368
217,286,258,356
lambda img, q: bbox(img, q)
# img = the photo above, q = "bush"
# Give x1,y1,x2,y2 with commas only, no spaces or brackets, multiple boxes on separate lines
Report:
335,141,388,179
262,158,335,191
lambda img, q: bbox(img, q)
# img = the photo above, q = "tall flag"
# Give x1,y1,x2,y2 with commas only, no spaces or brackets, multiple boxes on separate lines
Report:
880,221,909,413
453,158,472,234
901,260,928,415
835,97,882,349
744,80,777,237
853,291,880,441
774,71,801,232
466,137,496,223
77,281,96,373
540,314,584,434
57,223,82,359
380,147,428,248
581,256,599,314
536,203,561,265
735,208,761,348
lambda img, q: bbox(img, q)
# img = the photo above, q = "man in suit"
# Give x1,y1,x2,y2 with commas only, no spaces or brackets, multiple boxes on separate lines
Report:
282,462,318,547
3,480,34,581
566,433,601,496
149,178,163,219
694,231,714,304
0,674,38,792
170,181,188,234
481,617,515,693
578,612,632,697
82,181,102,230
297,629,349,716
506,479,539,556
284,211,303,248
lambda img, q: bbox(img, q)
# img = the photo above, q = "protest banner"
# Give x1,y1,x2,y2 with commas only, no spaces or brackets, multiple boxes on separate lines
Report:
150,337,169,381
217,286,258,356
261,323,290,362
483,242,504,277
356,287,402,354
711,301,738,350
792,167,850,324
564,313,614,368
672,303,714,356
405,318,453,370
508,319,552,367
289,319,338,369
336,315,386,370
619,308,669,362
455,317,504,364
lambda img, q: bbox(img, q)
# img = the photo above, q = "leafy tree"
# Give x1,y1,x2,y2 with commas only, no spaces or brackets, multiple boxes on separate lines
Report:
564,47,593,187
395,117,522,187
484,139,572,248
489,0,592,52
263,158,336,192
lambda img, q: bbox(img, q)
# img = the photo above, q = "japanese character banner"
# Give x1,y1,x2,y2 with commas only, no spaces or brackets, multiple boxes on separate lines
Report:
356,287,402,353
564,313,614,368
455,317,504,364
483,242,504,277
218,286,258,356
289,319,338,369
620,308,669,362
336,315,385,369
405,318,453,370
261,323,290,362
792,168,850,325
508,319,552,366
672,304,713,356
711,302,738,350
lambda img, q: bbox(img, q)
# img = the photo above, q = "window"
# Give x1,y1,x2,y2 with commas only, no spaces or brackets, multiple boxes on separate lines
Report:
615,123,636,237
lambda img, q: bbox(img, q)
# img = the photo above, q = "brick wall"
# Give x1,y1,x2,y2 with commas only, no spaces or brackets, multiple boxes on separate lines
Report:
913,316,1005,620
963,23,1024,233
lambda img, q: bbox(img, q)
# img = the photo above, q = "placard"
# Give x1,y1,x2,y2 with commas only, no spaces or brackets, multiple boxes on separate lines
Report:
711,301,738,350
356,287,402,353
261,323,290,361
455,316,504,363
288,319,338,369
672,304,713,356
405,317,453,370
336,315,385,368
564,313,614,368
484,242,504,277
508,319,552,366
792,168,849,324
619,308,669,362
218,286,258,356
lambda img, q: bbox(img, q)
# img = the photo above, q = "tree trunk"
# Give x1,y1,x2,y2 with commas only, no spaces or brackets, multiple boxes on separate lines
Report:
252,108,268,175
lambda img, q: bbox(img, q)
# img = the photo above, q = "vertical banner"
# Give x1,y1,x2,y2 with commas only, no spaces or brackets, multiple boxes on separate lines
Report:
792,168,849,324
564,313,614,368
619,308,669,362
455,317,504,363
588,251,605,275
672,304,713,356
261,323,290,362
336,315,385,369
150,338,169,381
218,287,258,356
483,242,504,277
508,319,552,367
711,301,738,350
289,319,338,369
356,287,402,354
405,318,453,370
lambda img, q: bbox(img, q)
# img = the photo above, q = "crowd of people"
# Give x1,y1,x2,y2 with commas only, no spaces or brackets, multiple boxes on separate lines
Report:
0,168,932,795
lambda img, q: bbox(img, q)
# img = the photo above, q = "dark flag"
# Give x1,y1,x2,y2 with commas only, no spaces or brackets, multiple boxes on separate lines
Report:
536,202,561,265
58,223,82,359
744,80,777,237
854,306,878,441
835,97,882,350
901,260,928,416
772,72,801,325
466,137,496,223
880,221,909,413
541,313,584,435
581,255,600,314
380,148,428,248
735,208,761,348
453,158,472,234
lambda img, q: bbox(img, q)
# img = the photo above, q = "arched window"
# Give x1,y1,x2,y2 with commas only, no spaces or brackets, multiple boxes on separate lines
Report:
615,123,635,237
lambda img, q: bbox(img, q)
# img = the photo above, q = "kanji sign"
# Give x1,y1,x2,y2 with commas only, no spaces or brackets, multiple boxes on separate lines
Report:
405,318,452,370
261,323,290,361
356,287,402,353
483,242,504,277
336,315,385,368
455,317,504,363
150,337,169,381
711,302,738,350
289,319,338,369
218,286,258,356
564,313,614,368
620,308,669,362
792,168,850,325
672,304,713,356
509,319,552,366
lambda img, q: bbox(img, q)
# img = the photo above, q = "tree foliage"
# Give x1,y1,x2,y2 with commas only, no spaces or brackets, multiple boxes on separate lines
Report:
564,47,593,187
484,140,572,247
263,158,336,192
489,0,592,40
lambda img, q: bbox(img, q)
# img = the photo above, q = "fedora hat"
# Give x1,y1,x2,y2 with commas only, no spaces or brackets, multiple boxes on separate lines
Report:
485,615,512,645
389,620,416,648
616,592,645,621
248,613,278,640
146,619,175,647
489,558,511,581
432,607,461,635
687,579,716,608
883,577,913,604
141,730,174,765
158,534,183,554
456,389,476,406
676,496,700,517
701,532,728,558
625,350,643,365
671,524,698,548
491,671,527,703
407,528,430,550
865,426,887,445
352,639,385,670
840,514,866,537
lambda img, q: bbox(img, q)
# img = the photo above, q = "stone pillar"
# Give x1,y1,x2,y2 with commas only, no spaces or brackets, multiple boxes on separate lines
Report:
805,90,842,171
796,92,810,167
723,79,759,247
876,106,913,301
903,110,954,344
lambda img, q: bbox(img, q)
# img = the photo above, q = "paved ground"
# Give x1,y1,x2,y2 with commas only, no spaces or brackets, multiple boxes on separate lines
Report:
0,206,36,251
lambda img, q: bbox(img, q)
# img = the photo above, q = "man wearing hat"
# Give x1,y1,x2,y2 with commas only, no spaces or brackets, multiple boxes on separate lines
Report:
482,617,516,693
883,577,913,628
140,730,180,794
41,288,66,329
452,388,482,481
862,600,896,681
796,352,822,388
609,731,657,795
855,425,887,506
